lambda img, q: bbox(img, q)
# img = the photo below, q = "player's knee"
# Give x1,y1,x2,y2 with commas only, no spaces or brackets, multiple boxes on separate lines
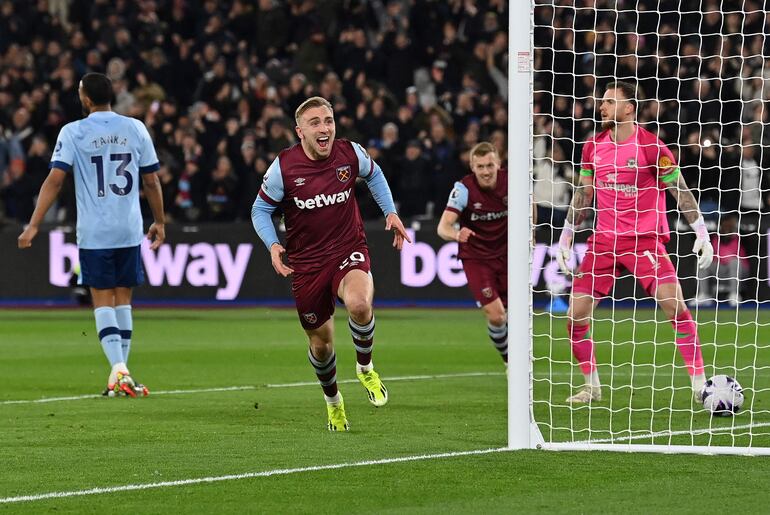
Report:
487,311,506,327
567,309,590,325
309,339,333,360
665,300,689,319
346,297,372,322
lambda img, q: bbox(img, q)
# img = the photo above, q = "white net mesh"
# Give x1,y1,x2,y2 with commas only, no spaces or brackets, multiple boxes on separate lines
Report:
531,0,770,451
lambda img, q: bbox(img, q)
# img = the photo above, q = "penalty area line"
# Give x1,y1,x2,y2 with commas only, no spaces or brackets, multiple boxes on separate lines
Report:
0,447,510,504
0,386,258,405
1,372,505,405
265,371,504,388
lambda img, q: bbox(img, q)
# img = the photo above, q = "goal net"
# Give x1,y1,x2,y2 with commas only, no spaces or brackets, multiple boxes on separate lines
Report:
522,0,770,454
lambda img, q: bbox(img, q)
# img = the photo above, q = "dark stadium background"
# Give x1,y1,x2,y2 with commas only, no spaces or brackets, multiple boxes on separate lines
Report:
0,0,509,304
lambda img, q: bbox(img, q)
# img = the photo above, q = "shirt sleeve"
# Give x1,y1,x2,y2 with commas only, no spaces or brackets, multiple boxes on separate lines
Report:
655,141,680,185
352,141,397,215
445,182,469,214
352,141,375,178
49,125,75,173
135,120,160,174
578,140,595,178
258,157,285,205
251,196,279,250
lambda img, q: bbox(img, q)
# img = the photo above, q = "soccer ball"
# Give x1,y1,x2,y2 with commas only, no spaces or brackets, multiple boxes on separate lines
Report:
699,375,744,416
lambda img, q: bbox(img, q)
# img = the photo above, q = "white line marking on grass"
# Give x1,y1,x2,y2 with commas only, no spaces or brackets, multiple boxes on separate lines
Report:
0,447,509,504
265,371,504,388
0,386,257,405
576,421,770,444
1,372,504,405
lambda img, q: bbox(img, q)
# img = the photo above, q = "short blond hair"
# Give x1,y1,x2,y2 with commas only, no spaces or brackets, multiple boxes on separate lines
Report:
470,141,499,161
295,96,333,125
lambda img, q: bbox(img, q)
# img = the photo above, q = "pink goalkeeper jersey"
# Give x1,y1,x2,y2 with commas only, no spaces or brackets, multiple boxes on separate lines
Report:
580,125,680,243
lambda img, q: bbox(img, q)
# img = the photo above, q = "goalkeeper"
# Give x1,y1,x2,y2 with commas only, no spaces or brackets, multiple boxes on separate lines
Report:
557,81,714,404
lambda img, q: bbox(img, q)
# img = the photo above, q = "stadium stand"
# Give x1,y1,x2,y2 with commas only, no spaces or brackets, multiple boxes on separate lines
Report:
0,0,509,224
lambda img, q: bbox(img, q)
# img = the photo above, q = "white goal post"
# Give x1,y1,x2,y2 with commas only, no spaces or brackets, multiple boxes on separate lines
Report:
508,0,542,450
510,1,770,456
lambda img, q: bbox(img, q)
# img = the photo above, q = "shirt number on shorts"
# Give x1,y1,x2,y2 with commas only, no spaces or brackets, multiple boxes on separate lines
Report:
643,250,660,270
339,251,365,270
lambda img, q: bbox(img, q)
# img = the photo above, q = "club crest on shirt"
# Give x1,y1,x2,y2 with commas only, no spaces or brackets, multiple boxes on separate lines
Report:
481,287,493,298
336,165,352,182
626,158,637,168
303,312,317,324
658,155,673,169
294,177,306,186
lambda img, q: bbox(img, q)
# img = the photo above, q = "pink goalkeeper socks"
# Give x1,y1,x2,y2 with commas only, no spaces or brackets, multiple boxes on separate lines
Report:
568,322,597,375
672,310,705,377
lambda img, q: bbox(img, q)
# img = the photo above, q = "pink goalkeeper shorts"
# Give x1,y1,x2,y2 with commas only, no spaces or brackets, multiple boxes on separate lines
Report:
571,236,678,298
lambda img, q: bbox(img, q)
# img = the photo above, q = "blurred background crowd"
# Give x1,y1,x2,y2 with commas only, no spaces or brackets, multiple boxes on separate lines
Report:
0,0,509,225
533,0,770,228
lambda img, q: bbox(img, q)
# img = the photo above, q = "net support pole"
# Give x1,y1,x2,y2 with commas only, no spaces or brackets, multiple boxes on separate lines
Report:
508,1,539,450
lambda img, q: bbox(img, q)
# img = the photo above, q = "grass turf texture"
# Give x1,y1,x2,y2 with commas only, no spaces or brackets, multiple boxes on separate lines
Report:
0,308,769,513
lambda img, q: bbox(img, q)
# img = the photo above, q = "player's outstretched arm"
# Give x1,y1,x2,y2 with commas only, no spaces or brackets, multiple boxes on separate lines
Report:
557,175,594,276
665,173,714,269
17,168,67,249
141,172,166,250
437,210,475,243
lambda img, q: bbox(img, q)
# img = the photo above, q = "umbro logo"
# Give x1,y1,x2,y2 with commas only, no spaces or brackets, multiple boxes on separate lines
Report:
294,178,306,186
473,202,482,209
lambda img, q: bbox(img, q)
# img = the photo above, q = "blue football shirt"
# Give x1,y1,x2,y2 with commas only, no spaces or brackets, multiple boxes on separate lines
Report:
50,111,160,249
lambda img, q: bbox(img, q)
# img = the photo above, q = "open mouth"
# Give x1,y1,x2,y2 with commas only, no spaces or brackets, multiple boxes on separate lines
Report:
317,136,330,149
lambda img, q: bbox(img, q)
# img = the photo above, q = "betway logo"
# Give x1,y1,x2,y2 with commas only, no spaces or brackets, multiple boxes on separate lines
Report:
293,189,351,209
470,210,507,222
401,229,466,287
399,231,589,289
49,231,252,300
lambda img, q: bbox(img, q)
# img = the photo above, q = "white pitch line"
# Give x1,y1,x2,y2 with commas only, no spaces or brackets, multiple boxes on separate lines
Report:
0,447,509,504
1,372,505,406
0,386,257,405
575,421,770,444
265,371,504,388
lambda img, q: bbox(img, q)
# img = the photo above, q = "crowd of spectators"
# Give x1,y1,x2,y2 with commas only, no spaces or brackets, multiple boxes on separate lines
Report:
0,0,509,225
533,0,770,225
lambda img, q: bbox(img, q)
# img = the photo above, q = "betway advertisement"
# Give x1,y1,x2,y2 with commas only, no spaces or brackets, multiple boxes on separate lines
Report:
0,223,476,303
2,222,769,303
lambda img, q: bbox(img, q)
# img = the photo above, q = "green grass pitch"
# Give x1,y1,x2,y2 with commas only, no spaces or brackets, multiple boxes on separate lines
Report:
2,307,770,513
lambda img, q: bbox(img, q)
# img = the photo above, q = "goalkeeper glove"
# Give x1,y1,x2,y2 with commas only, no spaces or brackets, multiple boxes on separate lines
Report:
690,216,714,270
556,220,574,276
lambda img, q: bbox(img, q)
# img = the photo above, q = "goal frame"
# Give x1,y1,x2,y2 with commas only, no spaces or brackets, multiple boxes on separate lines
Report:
507,1,770,456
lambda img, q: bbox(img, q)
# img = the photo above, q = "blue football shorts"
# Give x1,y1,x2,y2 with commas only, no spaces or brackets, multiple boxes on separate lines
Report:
79,245,145,289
